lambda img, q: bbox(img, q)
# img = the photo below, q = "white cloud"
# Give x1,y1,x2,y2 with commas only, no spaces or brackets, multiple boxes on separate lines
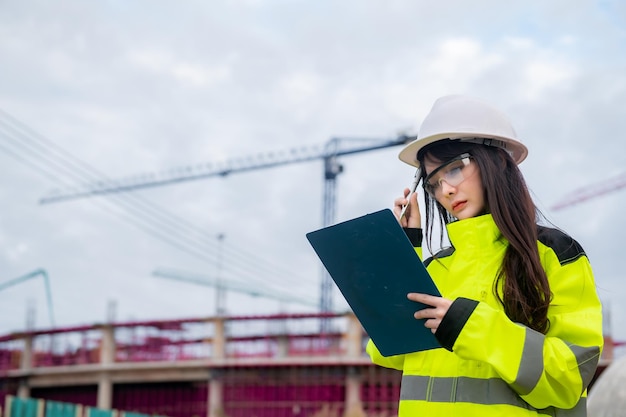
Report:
424,38,504,92
522,60,579,100
6,242,29,262
130,49,232,87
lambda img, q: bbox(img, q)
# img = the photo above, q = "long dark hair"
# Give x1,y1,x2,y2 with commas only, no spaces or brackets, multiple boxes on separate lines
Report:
418,140,551,334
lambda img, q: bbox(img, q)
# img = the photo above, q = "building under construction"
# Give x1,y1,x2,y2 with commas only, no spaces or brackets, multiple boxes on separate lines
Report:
0,311,616,417
0,311,404,417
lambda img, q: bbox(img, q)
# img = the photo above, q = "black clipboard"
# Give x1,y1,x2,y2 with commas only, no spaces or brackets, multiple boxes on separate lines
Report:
306,208,441,356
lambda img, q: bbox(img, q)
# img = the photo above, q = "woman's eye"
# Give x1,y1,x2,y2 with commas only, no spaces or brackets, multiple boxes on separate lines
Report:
446,166,463,178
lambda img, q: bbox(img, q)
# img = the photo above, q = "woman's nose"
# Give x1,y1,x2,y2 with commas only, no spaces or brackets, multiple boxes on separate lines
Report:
439,179,456,195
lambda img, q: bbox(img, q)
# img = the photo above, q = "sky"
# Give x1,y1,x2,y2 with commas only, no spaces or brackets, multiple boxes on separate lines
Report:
0,1,625,347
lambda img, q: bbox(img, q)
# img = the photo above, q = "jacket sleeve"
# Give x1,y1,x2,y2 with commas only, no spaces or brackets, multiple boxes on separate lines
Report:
434,253,603,410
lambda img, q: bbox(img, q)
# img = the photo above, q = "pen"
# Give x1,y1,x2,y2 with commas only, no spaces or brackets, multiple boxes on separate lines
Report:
399,167,421,221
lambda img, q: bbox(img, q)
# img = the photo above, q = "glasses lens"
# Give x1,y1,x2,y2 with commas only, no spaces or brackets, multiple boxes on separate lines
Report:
424,154,472,196
441,160,467,186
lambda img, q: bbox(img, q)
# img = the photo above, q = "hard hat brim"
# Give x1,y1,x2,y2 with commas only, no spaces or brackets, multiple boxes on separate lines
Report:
398,133,528,168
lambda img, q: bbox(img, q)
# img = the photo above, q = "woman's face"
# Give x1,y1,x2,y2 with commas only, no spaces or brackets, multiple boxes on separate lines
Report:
423,153,486,220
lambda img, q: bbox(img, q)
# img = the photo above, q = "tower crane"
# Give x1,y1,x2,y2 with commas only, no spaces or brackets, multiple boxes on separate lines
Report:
551,171,626,210
40,134,416,322
1,269,55,328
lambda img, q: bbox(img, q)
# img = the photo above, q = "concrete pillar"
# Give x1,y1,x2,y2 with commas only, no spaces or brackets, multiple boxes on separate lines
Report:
276,335,289,358
17,380,30,398
97,325,115,409
207,319,226,417
100,325,116,365
212,318,225,360
208,373,224,417
345,313,363,358
20,335,33,371
344,367,365,417
17,335,33,398
344,316,366,417
97,373,113,410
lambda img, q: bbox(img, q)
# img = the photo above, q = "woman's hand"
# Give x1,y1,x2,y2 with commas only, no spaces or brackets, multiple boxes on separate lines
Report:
408,293,452,334
393,188,421,228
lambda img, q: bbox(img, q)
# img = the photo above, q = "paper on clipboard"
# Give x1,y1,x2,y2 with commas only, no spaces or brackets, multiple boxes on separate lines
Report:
306,208,441,356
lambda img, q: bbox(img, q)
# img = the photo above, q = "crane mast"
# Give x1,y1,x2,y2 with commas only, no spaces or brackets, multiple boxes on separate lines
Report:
321,139,343,326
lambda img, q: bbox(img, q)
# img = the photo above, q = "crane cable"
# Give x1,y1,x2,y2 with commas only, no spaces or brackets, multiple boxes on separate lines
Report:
0,110,317,303
0,115,314,299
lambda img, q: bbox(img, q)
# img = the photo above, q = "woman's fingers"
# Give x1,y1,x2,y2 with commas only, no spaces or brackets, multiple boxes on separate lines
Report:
393,188,411,225
408,293,452,333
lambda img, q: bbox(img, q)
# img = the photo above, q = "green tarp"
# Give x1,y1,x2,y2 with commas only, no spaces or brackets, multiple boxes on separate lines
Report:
45,401,77,417
85,408,114,417
6,396,41,417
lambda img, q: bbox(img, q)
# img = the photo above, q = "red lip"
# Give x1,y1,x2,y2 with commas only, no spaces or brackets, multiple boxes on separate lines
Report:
452,201,467,211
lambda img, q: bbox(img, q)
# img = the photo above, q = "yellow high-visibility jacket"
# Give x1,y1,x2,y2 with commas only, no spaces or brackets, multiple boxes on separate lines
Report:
367,214,603,416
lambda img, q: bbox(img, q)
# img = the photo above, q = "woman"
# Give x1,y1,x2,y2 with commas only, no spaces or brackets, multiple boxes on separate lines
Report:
366,95,603,416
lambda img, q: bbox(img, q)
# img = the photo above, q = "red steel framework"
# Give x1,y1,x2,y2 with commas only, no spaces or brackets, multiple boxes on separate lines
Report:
0,312,402,417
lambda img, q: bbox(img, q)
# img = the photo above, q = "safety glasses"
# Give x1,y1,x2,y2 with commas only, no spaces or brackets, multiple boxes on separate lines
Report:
424,153,473,197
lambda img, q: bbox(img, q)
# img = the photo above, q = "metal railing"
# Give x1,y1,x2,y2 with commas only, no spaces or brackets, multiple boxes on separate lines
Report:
0,312,365,373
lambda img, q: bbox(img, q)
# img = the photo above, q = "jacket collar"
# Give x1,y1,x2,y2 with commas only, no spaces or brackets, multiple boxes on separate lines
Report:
446,214,503,252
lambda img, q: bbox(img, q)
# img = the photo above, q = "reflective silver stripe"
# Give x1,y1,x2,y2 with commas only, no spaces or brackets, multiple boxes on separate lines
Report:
401,375,587,416
513,327,545,395
569,344,601,391
400,376,533,408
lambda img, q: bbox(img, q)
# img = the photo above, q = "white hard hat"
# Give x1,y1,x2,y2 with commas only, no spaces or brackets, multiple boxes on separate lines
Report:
398,95,528,168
